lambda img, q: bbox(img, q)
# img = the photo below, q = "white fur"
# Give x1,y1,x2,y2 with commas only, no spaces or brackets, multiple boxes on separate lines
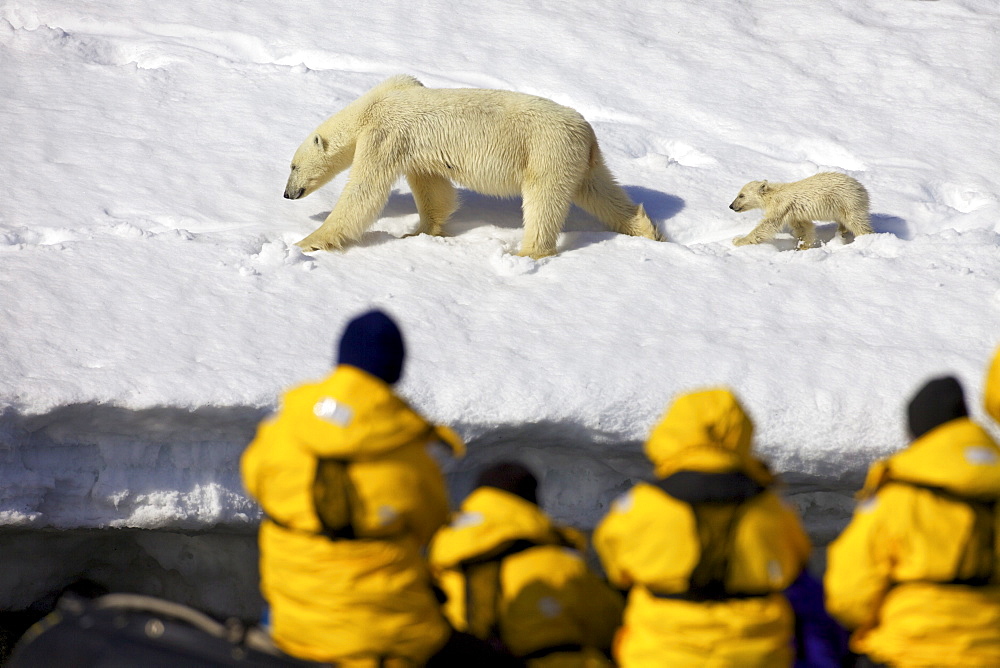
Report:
729,172,873,249
284,75,662,259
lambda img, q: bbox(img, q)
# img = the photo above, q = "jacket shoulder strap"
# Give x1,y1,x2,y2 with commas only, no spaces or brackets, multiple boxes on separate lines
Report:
311,457,358,540
654,471,767,600
891,479,996,584
459,539,539,648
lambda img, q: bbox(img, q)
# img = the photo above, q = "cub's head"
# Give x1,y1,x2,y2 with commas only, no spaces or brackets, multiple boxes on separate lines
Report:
283,132,354,200
729,181,769,212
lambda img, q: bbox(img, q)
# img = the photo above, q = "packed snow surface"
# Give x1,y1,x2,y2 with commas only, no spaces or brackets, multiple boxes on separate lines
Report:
2,0,999,615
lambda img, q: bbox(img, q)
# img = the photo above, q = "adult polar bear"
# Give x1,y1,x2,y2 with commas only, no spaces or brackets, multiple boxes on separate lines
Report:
284,75,663,259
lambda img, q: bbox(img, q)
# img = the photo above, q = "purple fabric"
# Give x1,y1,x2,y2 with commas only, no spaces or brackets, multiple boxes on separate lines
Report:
785,569,850,668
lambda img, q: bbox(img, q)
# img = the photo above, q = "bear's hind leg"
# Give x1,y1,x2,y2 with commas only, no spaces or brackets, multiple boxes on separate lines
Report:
406,173,457,237
789,219,817,250
842,212,874,238
518,182,573,259
573,160,662,242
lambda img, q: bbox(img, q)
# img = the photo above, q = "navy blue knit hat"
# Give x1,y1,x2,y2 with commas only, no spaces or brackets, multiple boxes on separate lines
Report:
907,375,968,440
336,310,405,384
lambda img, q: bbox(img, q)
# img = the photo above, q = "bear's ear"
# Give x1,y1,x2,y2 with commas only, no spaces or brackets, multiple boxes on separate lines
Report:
312,134,326,151
758,181,769,195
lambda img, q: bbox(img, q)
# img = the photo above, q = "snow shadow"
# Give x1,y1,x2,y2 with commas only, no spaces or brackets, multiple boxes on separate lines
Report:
0,527,263,644
309,187,682,253
871,213,908,238
315,190,525,235
0,407,862,625
744,211,909,249
9,403,269,442
781,470,864,558
2,404,865,539
449,419,648,528
449,419,861,561
805,213,907,246
0,404,268,529
318,185,683,234
622,186,685,223
311,191,523,249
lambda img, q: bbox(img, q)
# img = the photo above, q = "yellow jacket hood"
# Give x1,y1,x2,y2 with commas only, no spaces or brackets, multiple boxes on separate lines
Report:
859,417,1000,501
242,364,461,539
645,388,774,485
281,364,464,458
430,487,579,568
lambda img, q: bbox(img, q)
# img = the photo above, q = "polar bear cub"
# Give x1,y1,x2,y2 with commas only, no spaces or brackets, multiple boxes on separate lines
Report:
284,75,662,259
729,172,873,249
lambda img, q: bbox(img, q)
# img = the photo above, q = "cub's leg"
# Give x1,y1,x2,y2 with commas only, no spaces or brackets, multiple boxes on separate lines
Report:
734,217,785,246
842,212,874,237
789,219,817,249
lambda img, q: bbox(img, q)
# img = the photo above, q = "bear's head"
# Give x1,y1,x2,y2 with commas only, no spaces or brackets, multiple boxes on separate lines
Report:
729,181,769,213
284,132,355,200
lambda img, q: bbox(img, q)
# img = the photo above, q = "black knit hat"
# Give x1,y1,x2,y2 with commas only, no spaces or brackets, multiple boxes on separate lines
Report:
336,310,405,385
475,462,539,505
907,375,968,440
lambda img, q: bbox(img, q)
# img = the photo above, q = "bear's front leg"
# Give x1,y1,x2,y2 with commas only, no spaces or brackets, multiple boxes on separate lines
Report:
734,217,782,247
296,222,345,252
296,150,398,252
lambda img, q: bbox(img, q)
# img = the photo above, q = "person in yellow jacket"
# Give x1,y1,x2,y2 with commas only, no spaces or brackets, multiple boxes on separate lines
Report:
429,462,624,668
241,309,469,667
593,388,812,668
986,344,1000,422
825,376,1000,668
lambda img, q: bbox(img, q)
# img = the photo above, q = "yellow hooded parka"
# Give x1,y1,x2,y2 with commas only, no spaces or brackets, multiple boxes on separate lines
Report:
825,407,1000,664
429,486,624,667
593,388,811,668
241,365,465,666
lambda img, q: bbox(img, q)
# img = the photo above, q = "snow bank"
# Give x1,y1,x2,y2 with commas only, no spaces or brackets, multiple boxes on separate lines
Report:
2,0,1000,616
